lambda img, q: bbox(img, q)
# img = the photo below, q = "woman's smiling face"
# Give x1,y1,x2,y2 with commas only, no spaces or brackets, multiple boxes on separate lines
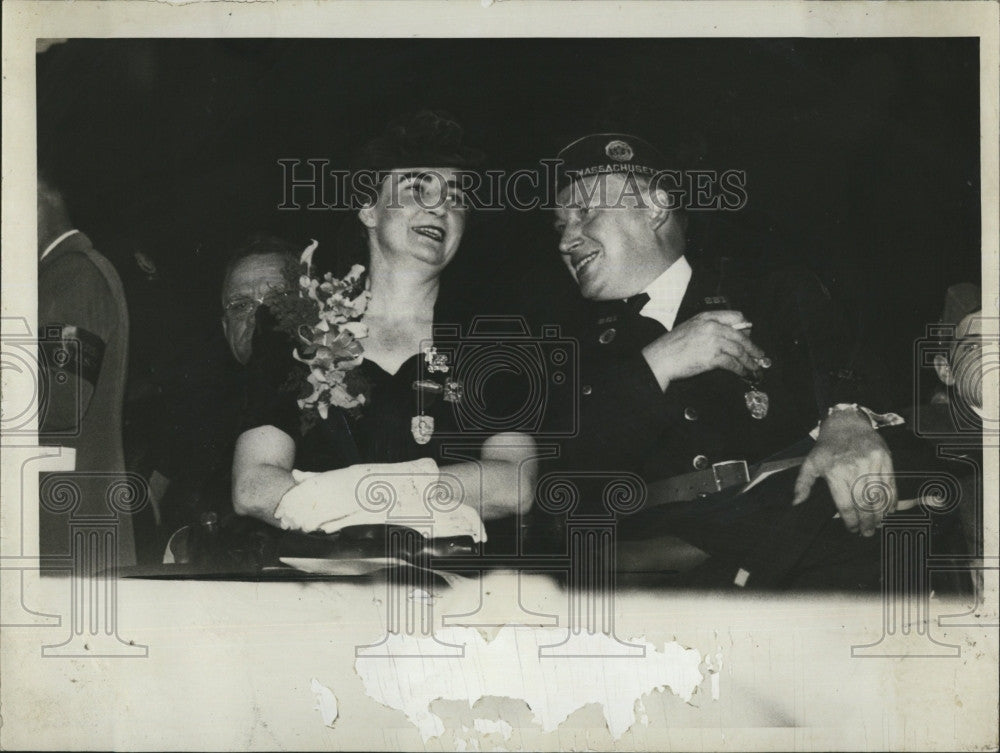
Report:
361,167,468,271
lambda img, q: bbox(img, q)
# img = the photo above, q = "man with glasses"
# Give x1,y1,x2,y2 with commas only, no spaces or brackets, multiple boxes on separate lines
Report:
915,283,991,594
152,235,298,563
221,237,296,364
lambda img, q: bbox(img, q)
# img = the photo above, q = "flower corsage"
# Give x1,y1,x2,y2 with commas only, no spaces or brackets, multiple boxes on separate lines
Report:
269,240,371,433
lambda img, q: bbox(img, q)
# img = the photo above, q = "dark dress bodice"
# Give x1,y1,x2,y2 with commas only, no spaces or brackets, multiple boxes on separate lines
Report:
240,311,523,561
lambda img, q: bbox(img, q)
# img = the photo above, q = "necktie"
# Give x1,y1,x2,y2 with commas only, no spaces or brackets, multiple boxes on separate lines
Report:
624,292,651,317
620,292,665,346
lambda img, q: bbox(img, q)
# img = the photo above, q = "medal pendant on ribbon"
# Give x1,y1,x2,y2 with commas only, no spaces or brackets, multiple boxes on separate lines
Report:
443,379,464,403
411,414,435,444
424,346,450,374
744,388,769,420
412,379,443,394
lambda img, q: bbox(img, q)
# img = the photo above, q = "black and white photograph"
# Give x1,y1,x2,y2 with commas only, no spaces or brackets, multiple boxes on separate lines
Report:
2,1,998,750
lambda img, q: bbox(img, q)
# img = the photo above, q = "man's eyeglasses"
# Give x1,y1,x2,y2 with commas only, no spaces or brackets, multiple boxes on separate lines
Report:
223,289,293,319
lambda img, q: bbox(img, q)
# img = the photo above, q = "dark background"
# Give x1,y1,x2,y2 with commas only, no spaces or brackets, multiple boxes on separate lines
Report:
37,37,982,411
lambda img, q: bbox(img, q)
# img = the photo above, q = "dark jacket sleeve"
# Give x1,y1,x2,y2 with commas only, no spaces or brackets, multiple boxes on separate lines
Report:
764,267,874,412
38,253,116,431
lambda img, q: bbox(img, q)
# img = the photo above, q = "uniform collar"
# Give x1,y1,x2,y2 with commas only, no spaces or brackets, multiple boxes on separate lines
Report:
636,255,692,331
40,229,81,261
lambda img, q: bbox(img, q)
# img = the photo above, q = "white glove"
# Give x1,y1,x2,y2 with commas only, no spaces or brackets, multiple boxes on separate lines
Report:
274,458,486,542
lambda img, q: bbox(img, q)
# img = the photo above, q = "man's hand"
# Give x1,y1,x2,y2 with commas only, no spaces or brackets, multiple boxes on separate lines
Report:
792,409,896,536
642,310,766,391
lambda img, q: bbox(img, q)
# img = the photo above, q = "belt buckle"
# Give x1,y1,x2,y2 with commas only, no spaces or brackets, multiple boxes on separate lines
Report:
712,460,750,491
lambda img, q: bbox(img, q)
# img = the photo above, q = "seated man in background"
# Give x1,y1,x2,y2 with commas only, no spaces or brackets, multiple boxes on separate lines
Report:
149,234,298,563
894,282,991,594
37,171,134,568
926,282,990,434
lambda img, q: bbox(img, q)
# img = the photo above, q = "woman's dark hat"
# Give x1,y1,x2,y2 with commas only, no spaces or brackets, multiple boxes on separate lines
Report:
355,110,485,173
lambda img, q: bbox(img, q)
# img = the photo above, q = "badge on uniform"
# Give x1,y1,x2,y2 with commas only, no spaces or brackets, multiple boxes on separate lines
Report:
743,356,772,420
744,387,769,420
605,139,634,161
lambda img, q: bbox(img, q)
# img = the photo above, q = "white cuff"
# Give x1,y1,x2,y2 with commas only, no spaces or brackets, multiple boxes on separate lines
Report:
808,403,905,440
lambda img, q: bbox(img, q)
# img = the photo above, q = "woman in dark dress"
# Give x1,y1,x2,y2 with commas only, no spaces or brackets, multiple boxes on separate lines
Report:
232,112,536,544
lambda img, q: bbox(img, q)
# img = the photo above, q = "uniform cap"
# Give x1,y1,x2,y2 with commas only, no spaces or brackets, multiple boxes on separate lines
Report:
556,133,667,191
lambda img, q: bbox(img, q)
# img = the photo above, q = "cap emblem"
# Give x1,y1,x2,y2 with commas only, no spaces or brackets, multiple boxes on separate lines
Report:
604,139,634,162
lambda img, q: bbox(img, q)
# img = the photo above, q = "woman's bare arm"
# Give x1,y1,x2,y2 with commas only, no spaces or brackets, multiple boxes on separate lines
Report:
233,427,537,528
441,431,538,520
232,425,297,526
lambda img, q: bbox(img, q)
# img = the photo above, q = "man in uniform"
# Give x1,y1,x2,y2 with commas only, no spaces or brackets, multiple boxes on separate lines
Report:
38,173,134,567
548,134,901,589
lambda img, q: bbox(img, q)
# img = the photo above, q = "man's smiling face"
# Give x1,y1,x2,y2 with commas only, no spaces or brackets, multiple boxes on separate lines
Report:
553,173,669,301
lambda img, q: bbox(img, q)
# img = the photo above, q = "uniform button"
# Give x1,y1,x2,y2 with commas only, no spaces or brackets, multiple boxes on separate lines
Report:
683,407,699,421
693,454,710,470
598,327,617,344
581,384,592,396
199,511,219,533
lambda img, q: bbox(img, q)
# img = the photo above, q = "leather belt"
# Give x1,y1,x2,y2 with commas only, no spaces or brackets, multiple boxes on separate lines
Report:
644,456,807,508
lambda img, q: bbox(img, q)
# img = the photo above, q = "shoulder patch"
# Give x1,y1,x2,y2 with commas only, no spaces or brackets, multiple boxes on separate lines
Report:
41,323,106,387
